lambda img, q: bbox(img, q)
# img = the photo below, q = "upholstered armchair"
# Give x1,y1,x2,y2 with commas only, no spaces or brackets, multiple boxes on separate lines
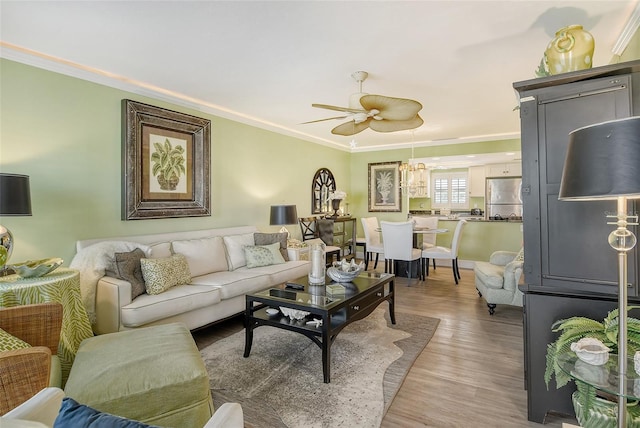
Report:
0,303,63,415
474,249,524,315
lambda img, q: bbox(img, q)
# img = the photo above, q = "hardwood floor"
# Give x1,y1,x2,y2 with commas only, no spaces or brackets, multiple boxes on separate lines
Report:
192,264,578,427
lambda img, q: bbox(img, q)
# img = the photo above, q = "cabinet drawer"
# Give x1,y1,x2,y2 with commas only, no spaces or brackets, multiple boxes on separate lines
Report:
348,284,385,317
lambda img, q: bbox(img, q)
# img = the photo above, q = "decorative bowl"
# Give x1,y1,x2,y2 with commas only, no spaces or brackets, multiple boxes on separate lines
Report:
570,337,611,366
10,258,64,278
327,259,364,283
279,307,310,320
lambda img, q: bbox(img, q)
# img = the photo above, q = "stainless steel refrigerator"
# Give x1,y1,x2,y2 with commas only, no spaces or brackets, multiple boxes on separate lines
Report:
485,177,523,219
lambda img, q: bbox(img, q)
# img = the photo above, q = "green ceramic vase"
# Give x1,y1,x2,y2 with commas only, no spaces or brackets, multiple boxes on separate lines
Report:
545,25,595,75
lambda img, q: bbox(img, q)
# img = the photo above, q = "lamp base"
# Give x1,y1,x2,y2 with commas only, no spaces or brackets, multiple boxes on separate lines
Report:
0,225,13,269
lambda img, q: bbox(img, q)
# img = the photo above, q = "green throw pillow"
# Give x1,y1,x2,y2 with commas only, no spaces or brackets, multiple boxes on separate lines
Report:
0,327,31,351
244,242,286,268
140,253,191,295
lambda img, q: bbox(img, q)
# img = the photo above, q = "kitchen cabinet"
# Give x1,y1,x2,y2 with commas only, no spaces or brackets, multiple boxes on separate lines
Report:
514,60,640,423
468,166,486,197
486,162,521,177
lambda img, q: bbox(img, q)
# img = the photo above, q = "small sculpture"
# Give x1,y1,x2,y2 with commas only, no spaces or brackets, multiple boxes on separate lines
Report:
570,337,610,366
306,319,323,328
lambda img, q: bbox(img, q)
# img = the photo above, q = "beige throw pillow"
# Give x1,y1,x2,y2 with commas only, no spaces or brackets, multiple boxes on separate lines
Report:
140,254,192,295
171,236,228,276
223,233,255,270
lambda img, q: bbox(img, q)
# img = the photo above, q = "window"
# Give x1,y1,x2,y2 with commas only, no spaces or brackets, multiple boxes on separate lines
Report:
431,172,468,209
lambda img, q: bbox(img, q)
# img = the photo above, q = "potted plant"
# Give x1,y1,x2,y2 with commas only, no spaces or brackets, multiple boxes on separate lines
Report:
545,307,640,426
151,138,186,191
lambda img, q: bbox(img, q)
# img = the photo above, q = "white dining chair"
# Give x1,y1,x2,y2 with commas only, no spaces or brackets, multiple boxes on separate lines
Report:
412,216,439,274
361,217,384,270
380,221,423,284
421,219,467,284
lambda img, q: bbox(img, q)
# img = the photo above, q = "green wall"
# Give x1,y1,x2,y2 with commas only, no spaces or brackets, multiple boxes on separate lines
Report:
0,59,350,264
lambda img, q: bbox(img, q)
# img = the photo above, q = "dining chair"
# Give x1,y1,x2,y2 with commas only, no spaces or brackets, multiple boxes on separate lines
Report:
361,217,384,270
298,217,341,266
380,221,423,284
412,216,439,273
421,219,467,284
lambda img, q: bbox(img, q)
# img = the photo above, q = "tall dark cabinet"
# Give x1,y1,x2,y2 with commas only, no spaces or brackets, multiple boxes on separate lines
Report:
513,60,640,423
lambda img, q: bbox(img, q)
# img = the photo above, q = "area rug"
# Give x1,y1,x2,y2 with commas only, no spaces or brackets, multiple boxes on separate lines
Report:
200,308,439,427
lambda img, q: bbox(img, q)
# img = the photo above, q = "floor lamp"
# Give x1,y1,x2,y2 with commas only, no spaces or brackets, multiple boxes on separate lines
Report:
559,116,640,427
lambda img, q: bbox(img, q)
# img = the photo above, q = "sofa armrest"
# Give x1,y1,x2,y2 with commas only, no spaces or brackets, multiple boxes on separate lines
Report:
94,276,133,335
489,251,517,266
203,403,244,428
3,387,65,426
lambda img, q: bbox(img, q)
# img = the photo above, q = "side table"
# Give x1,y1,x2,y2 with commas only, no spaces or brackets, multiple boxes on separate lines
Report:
0,268,94,384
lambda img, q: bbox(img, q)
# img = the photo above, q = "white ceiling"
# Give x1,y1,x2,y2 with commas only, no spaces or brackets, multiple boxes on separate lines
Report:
1,1,638,152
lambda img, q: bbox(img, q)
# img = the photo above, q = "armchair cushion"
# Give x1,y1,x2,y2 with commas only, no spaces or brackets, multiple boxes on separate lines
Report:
0,327,31,351
488,250,518,266
503,260,524,291
3,387,64,426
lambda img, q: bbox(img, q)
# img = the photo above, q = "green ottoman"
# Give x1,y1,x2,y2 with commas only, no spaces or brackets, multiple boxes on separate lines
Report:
64,323,213,427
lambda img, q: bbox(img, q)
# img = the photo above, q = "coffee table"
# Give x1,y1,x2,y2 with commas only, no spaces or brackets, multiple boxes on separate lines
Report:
244,272,395,383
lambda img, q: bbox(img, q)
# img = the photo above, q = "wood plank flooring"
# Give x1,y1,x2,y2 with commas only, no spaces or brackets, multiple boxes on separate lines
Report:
192,264,578,427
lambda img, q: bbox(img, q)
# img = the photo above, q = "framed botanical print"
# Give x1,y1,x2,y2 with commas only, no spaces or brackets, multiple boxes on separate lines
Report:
368,161,402,212
122,100,211,220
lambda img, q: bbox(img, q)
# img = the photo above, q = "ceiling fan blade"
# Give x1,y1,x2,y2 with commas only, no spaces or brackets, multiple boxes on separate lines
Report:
301,115,350,124
360,95,423,121
312,103,366,114
331,119,371,136
369,115,424,133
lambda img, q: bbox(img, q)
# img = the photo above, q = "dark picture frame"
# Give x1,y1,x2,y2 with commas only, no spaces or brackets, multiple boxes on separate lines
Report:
368,161,402,212
122,100,211,220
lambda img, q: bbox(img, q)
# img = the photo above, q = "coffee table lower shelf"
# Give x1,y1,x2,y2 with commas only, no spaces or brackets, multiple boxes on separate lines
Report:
243,273,395,383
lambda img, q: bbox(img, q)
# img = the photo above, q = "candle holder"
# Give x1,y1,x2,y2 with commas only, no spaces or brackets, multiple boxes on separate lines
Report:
308,242,326,285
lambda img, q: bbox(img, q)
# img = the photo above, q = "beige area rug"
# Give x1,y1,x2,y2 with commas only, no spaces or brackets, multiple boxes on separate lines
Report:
201,307,439,428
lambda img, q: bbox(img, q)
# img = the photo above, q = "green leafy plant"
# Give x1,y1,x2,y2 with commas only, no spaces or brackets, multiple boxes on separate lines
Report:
545,307,640,390
151,138,186,190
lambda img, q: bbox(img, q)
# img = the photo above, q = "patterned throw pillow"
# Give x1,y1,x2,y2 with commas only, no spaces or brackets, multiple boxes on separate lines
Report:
244,242,286,268
140,254,192,295
0,327,31,352
254,232,289,261
113,248,147,300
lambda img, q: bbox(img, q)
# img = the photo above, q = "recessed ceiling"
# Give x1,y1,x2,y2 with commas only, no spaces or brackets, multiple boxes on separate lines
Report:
1,1,637,152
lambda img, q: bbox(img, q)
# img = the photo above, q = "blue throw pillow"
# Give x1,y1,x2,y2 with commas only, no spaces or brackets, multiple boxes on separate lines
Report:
54,397,161,428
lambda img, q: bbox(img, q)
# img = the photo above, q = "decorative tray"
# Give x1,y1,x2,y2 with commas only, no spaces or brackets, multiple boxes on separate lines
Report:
10,258,64,278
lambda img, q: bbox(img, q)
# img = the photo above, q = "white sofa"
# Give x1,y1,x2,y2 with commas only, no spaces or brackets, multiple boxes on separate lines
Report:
75,226,310,335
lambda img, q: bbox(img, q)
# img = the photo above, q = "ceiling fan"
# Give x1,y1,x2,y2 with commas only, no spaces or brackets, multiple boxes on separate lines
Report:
304,71,424,136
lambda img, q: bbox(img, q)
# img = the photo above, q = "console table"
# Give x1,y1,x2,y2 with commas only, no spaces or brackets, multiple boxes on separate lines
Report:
0,268,94,383
329,216,356,258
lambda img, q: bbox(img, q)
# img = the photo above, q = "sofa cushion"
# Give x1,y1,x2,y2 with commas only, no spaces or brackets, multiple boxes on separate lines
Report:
171,236,228,276
141,254,192,295
254,232,289,261
148,242,172,259
473,261,505,289
121,285,221,328
112,248,147,300
0,327,30,351
54,397,160,428
190,270,273,300
223,233,255,271
244,242,286,268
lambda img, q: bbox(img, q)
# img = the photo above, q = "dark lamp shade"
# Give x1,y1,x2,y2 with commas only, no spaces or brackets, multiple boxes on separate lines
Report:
0,174,32,216
270,205,297,225
559,116,640,201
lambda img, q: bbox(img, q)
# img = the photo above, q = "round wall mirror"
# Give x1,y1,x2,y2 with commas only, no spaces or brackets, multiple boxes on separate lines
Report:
311,168,336,214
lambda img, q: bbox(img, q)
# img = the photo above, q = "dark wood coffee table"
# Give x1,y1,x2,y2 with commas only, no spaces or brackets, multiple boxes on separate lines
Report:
244,272,395,383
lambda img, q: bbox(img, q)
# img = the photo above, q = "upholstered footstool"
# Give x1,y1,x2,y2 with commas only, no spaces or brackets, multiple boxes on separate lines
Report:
64,323,213,427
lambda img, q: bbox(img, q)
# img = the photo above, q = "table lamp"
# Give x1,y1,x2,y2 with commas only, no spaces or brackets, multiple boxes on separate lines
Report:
270,205,298,238
0,173,32,271
559,116,640,427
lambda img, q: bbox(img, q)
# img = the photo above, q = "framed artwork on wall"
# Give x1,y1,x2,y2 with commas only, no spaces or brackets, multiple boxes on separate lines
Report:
122,99,211,220
368,161,402,212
